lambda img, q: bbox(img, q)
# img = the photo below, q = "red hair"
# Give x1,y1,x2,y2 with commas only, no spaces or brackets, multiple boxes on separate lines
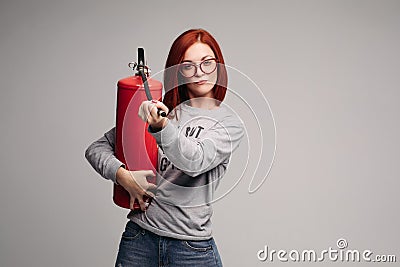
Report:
163,28,228,113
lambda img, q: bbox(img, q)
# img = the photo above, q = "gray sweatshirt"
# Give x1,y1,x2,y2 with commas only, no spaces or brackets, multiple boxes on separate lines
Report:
85,101,244,240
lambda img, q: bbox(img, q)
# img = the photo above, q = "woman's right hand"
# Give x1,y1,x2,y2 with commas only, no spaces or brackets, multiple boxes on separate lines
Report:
138,100,169,131
116,167,157,211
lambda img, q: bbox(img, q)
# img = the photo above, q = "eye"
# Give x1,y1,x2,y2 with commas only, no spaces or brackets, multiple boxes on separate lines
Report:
203,60,212,66
182,63,194,70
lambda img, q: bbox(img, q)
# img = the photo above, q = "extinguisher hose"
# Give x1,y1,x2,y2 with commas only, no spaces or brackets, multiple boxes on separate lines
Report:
138,68,167,117
136,47,166,117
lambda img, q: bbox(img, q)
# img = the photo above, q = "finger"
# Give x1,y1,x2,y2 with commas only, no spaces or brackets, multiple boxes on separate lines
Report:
147,103,157,122
144,170,155,177
149,104,161,120
147,101,158,114
154,101,169,115
150,100,169,117
128,173,146,191
146,183,157,196
147,183,157,191
138,101,153,122
145,190,155,198
129,197,135,210
137,196,147,211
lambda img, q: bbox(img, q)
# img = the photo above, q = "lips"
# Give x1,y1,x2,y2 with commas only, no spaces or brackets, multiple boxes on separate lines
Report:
195,80,207,85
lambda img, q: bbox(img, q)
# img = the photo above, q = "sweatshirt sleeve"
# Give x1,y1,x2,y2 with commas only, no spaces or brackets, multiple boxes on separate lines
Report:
84,127,125,184
149,115,244,177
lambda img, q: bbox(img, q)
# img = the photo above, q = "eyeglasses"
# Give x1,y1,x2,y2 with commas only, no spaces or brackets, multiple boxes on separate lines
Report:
178,58,218,78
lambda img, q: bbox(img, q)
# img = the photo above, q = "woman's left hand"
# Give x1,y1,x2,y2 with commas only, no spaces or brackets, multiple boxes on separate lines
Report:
138,100,169,130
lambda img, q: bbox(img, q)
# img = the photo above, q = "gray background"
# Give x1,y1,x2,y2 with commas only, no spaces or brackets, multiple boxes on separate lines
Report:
1,0,399,266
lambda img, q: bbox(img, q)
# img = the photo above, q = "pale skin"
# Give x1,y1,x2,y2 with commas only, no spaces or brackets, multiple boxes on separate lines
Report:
116,42,219,211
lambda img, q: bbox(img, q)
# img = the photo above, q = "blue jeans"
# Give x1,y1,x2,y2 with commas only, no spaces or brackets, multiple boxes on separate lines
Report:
115,220,223,267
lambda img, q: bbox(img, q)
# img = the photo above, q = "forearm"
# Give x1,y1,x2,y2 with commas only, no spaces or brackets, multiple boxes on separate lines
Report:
84,127,125,183
149,119,243,177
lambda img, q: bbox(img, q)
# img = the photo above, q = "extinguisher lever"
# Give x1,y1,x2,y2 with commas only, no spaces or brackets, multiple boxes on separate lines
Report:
138,47,145,66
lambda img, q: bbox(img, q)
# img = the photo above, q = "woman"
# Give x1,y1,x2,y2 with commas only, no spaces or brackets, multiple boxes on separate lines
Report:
85,28,244,267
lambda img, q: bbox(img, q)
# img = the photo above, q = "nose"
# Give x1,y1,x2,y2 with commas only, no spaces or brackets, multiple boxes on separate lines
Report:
194,65,205,77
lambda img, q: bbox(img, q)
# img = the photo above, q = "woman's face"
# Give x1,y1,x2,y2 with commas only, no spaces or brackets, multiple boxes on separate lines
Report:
181,42,218,99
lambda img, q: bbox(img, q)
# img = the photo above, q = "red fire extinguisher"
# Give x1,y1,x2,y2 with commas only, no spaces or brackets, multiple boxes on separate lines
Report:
114,48,164,210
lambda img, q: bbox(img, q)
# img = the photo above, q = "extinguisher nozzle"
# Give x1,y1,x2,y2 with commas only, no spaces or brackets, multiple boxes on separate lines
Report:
158,109,167,117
